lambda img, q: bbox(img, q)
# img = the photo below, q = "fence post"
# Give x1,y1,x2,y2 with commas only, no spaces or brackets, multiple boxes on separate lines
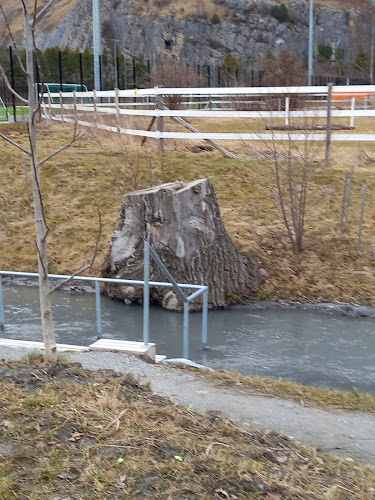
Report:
115,87,121,136
47,89,53,120
285,96,290,126
93,89,98,127
325,83,333,164
95,280,102,338
350,97,355,128
143,240,150,347
59,90,64,124
0,276,4,330
183,301,189,359
156,95,164,154
202,288,208,349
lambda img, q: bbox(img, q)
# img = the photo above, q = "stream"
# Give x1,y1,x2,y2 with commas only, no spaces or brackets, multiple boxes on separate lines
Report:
1,283,375,395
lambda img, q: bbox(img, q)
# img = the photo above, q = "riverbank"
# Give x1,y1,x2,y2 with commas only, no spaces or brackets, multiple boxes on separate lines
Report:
1,122,375,306
0,349,375,500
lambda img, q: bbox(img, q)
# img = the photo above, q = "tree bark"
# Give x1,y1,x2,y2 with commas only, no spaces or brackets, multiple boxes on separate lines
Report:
103,179,261,309
24,2,57,361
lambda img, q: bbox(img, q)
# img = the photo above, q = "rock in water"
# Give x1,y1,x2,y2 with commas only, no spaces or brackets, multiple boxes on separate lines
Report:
103,179,260,309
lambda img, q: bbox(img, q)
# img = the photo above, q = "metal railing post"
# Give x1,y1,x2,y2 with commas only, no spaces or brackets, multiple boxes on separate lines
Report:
95,280,102,338
183,301,189,359
0,276,4,330
143,240,150,347
202,288,208,349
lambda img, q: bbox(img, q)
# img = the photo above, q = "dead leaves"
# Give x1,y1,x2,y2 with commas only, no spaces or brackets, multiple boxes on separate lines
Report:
68,431,84,443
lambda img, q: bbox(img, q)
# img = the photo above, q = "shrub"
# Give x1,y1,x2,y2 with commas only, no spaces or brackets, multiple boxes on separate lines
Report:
270,3,289,23
211,13,220,24
318,43,333,62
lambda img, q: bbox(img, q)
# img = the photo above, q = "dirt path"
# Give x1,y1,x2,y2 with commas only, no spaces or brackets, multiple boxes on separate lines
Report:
2,346,375,467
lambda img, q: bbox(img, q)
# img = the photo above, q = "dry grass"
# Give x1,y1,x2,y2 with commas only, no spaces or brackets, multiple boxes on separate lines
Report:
200,369,375,414
1,357,375,499
1,118,375,305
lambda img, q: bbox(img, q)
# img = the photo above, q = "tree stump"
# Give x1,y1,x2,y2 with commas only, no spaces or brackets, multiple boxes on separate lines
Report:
103,179,261,309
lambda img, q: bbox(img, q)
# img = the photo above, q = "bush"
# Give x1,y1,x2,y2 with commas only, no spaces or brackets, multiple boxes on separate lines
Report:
211,13,220,24
355,45,370,73
318,43,333,62
270,3,289,23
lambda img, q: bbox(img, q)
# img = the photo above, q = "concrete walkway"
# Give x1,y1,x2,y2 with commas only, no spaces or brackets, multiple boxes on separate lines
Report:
2,346,375,467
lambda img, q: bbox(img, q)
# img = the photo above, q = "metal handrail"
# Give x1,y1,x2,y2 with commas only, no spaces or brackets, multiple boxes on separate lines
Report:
143,241,208,358
0,242,208,359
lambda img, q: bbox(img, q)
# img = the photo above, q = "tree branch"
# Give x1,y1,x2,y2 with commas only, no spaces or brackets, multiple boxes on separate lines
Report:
0,131,30,154
49,203,102,294
39,125,80,167
0,63,28,104
0,3,27,75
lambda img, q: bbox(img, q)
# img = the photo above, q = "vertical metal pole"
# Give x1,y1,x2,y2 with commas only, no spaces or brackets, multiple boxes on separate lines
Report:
99,54,103,91
143,240,150,347
202,288,208,349
183,301,189,359
207,65,211,87
117,56,120,89
133,58,136,88
79,52,84,91
93,0,102,92
0,276,5,330
113,40,118,89
59,50,63,91
326,83,333,165
308,0,314,86
95,281,102,338
124,55,127,90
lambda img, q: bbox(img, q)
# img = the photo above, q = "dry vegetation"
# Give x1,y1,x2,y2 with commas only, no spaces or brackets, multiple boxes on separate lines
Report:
1,116,375,305
1,356,375,499
202,368,375,414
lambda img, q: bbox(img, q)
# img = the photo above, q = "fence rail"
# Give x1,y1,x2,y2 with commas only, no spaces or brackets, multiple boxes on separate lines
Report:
40,84,375,143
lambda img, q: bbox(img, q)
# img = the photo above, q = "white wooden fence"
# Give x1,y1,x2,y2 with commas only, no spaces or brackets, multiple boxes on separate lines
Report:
41,85,375,143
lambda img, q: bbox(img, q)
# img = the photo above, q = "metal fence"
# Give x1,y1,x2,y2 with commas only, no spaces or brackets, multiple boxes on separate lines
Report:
0,242,208,359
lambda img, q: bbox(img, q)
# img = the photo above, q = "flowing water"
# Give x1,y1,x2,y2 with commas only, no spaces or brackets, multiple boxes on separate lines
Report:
2,283,375,395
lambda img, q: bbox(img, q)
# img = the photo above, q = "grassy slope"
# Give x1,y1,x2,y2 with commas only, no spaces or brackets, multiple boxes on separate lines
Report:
1,119,375,304
0,358,375,500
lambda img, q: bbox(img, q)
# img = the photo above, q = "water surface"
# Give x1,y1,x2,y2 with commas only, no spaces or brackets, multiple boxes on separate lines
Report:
2,284,375,395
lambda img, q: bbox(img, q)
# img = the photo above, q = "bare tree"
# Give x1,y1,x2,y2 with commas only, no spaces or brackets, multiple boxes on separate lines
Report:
0,1,81,360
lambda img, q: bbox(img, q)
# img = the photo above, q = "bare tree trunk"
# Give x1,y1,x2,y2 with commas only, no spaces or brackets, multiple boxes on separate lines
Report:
24,2,57,361
103,179,261,309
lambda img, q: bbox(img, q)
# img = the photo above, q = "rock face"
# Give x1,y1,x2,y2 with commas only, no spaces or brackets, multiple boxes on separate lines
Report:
103,179,260,309
2,0,371,70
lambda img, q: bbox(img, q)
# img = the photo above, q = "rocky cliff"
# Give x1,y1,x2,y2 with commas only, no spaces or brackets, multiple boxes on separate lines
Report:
1,0,373,71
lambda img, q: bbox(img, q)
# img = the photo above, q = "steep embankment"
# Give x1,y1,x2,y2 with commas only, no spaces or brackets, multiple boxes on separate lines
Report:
0,0,373,68
1,121,375,305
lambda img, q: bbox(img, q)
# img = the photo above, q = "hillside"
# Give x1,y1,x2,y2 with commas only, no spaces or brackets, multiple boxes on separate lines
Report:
0,0,374,74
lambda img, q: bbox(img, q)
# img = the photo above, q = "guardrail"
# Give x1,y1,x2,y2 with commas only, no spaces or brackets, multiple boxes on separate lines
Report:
0,242,208,359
